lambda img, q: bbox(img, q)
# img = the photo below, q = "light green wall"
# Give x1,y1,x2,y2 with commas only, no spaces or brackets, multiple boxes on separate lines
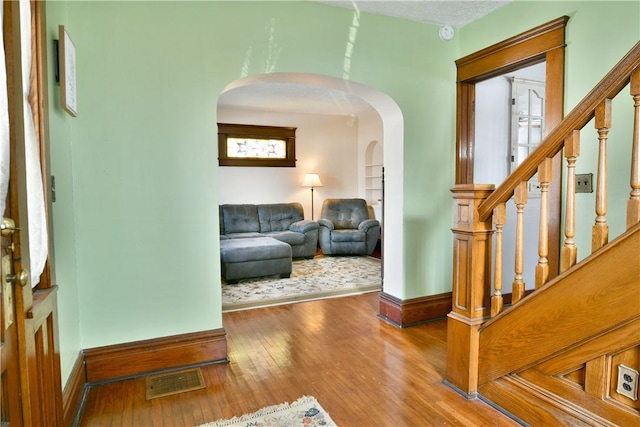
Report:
46,0,458,384
46,2,82,383
46,0,639,387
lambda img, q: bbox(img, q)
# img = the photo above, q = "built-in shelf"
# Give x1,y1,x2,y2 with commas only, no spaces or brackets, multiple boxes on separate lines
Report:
364,141,383,222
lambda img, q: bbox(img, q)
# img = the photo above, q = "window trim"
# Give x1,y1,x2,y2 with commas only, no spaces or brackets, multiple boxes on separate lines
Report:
217,123,297,167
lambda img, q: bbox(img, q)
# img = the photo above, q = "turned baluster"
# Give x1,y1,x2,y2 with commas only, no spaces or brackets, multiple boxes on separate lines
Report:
536,158,552,289
511,182,528,304
593,99,611,252
491,203,506,317
628,67,640,229
561,131,580,272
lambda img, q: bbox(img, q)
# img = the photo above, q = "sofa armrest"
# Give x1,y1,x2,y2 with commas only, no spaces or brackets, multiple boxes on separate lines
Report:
289,219,319,234
318,219,335,230
358,219,380,233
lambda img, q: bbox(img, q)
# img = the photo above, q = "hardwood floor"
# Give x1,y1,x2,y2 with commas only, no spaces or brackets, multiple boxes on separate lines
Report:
78,293,519,426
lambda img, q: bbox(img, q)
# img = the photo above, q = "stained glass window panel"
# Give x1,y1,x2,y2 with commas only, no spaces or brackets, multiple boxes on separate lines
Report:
227,138,287,159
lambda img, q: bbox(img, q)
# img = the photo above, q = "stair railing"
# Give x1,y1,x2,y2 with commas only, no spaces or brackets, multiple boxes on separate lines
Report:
446,41,640,396
485,42,640,316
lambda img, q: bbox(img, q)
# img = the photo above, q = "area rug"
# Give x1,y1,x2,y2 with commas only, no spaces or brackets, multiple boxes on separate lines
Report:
199,395,337,427
222,255,381,312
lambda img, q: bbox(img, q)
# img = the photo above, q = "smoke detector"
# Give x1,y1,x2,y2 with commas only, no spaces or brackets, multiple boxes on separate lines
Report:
439,24,455,41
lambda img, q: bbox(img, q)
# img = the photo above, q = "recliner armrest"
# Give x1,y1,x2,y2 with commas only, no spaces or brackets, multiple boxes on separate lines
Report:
358,219,380,232
318,219,335,230
289,219,319,233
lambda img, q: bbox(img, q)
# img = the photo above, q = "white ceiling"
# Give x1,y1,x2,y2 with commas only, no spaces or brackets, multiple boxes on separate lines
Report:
218,82,375,116
219,1,512,116
313,0,511,27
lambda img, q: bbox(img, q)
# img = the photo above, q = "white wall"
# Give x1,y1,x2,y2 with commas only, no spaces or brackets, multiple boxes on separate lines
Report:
217,107,362,220
474,62,546,293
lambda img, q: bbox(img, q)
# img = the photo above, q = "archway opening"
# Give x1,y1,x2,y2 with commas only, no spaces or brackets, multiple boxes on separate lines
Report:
216,72,405,301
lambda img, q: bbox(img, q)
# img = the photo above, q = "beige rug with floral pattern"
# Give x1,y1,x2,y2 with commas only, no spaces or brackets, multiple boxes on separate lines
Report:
222,255,381,312
199,395,336,427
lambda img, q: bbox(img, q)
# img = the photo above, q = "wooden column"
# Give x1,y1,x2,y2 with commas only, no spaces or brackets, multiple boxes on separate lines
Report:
561,131,580,272
511,182,528,304
592,99,611,252
491,203,506,317
536,158,552,289
628,67,640,229
447,184,495,396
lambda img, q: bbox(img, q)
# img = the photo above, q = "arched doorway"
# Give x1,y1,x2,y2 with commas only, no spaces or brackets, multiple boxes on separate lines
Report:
217,72,405,301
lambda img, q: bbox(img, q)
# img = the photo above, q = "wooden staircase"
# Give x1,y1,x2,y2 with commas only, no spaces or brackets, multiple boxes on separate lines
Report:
446,42,640,425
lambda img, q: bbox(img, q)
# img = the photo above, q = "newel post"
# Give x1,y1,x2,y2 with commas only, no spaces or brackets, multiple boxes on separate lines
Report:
446,184,495,396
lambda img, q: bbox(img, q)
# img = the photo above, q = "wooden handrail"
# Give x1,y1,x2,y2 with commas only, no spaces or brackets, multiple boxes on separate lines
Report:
478,41,640,222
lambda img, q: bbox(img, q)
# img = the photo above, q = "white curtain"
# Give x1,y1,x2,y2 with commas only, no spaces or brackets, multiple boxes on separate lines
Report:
0,5,9,219
20,0,48,287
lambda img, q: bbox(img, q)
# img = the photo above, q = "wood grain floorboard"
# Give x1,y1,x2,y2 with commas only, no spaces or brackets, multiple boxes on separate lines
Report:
78,292,519,426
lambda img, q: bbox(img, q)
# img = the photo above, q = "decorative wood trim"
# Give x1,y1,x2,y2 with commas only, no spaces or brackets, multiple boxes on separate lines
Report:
455,17,568,286
62,351,87,427
479,375,612,426
379,292,453,327
83,329,228,383
478,224,640,384
456,16,569,82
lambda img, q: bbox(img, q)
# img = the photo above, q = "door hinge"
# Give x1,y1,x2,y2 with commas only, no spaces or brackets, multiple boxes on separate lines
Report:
51,175,56,203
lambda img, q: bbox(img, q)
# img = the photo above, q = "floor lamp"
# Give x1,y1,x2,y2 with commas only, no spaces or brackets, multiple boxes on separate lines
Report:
302,173,323,220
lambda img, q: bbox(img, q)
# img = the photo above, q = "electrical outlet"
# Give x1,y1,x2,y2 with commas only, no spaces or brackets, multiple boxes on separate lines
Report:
617,365,639,400
576,173,593,193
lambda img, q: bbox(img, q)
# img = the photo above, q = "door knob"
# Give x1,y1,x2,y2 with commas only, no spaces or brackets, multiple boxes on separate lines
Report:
7,269,29,287
1,217,20,236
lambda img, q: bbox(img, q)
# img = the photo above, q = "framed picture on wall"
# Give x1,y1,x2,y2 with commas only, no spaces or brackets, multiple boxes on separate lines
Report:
58,25,77,117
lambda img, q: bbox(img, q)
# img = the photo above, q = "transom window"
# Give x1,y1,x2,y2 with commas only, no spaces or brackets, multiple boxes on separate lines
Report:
218,123,296,167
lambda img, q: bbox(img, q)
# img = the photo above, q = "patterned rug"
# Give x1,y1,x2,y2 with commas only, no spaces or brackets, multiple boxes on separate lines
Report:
222,255,381,312
198,395,337,427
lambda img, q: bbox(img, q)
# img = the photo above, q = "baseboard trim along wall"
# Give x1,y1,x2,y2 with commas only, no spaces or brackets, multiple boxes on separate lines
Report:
62,329,228,424
63,352,88,427
83,328,228,383
379,292,453,327
378,289,532,327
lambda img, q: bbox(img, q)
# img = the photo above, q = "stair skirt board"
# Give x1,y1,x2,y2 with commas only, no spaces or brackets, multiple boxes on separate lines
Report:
478,375,637,427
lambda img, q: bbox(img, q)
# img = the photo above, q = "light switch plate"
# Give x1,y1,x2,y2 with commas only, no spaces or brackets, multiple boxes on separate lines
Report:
576,173,593,193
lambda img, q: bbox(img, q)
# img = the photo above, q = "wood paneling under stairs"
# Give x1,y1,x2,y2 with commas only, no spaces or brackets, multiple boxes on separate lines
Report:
77,292,519,426
476,224,640,425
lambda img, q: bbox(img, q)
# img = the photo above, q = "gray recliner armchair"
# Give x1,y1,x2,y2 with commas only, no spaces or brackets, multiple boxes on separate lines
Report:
318,198,380,255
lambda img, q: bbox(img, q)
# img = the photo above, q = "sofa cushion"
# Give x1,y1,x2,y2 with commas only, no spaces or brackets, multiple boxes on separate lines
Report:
220,237,291,263
220,205,260,234
257,203,305,232
321,199,369,229
224,232,265,239
331,229,366,242
263,230,306,246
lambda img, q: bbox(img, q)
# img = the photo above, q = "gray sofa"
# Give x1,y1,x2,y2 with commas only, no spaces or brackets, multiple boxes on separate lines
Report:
219,203,319,259
318,198,380,255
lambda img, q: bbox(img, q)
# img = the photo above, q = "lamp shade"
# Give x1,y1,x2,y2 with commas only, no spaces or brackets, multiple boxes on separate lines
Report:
301,173,323,188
